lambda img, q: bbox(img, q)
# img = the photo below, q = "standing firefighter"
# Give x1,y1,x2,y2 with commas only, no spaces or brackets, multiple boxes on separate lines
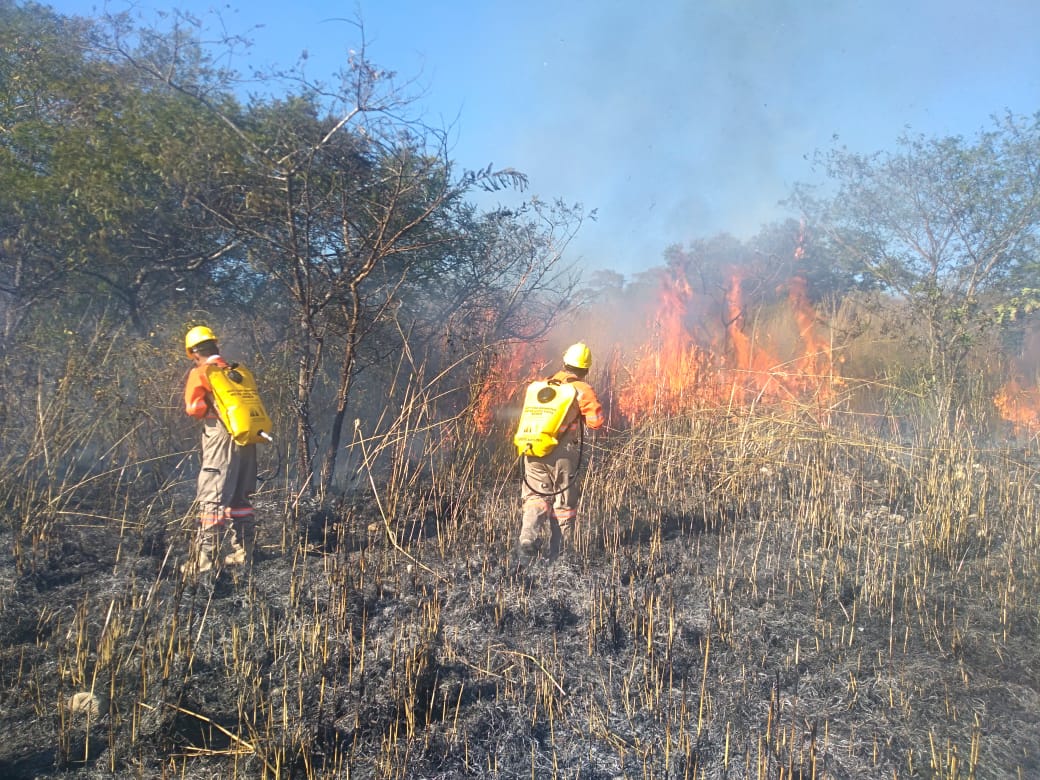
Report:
181,326,267,575
515,342,604,563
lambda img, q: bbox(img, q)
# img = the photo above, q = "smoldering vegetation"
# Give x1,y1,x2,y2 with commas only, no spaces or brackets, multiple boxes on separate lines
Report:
1,400,1038,779
4,5,1040,778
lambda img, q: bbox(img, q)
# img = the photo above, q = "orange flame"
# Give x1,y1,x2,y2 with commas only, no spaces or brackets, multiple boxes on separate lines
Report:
724,270,783,403
480,226,840,429
616,264,716,418
786,275,836,392
994,325,1040,435
994,377,1040,435
723,225,836,408
472,340,541,434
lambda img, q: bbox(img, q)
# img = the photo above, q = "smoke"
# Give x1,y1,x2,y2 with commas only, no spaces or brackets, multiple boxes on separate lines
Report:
466,0,1040,276
45,0,1040,281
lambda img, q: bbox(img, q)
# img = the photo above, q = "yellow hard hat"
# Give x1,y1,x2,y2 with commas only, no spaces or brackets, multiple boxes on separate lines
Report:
185,325,218,357
563,342,592,370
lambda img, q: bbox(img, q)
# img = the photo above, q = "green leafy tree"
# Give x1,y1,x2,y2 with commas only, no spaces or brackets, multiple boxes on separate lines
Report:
792,114,1040,419
0,2,247,339
109,18,584,497
0,1,91,342
1,3,586,499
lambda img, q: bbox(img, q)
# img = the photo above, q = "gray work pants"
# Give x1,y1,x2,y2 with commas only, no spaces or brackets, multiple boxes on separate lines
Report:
518,437,581,558
186,419,258,572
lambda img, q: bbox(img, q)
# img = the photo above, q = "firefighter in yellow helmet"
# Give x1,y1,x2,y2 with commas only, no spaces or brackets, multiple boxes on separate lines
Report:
181,326,259,576
517,342,604,563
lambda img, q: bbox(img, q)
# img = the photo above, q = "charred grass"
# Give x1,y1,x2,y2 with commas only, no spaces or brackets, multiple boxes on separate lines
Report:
1,405,1039,779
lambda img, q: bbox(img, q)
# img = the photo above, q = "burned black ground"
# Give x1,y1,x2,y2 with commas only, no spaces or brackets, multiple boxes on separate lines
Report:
1,431,1039,779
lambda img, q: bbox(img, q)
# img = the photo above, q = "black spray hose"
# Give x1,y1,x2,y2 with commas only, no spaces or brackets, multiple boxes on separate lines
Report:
519,419,586,498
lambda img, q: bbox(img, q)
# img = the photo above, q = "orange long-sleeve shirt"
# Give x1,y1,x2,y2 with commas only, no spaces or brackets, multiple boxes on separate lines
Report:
184,355,228,419
550,369,605,430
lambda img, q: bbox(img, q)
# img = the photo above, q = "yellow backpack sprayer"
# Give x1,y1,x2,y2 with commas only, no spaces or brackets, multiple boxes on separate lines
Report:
512,377,586,496
513,378,578,457
206,362,274,446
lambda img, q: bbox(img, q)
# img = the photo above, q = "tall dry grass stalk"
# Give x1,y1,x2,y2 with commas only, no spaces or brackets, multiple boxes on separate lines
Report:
1,336,1038,777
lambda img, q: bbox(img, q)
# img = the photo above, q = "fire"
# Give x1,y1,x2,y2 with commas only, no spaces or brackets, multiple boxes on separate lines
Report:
994,377,1040,435
723,270,789,404
478,226,840,429
615,264,717,419
788,276,826,375
472,340,542,434
714,272,835,408
611,234,837,420
994,325,1040,435
475,217,1035,438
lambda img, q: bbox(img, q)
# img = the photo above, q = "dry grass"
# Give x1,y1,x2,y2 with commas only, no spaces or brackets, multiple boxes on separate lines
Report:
1,362,1039,778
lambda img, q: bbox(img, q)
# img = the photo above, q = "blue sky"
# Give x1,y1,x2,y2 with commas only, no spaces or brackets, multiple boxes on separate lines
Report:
46,0,1040,278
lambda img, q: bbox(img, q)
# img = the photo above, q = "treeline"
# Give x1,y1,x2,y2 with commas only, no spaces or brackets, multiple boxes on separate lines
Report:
2,1,1039,517
579,115,1040,436
0,1,585,503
